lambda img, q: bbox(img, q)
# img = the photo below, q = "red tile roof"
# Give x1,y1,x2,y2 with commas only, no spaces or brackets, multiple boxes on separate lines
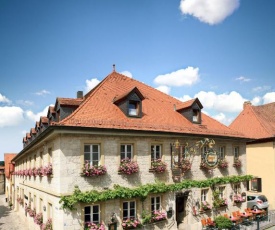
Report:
4,153,17,178
59,71,245,138
57,97,83,106
230,102,275,139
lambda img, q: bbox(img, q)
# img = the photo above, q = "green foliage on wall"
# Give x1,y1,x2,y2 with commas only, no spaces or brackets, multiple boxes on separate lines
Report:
60,174,253,210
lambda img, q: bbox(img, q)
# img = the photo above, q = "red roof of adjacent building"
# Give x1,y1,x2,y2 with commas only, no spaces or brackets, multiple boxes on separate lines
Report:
4,153,17,178
58,71,245,138
229,101,275,139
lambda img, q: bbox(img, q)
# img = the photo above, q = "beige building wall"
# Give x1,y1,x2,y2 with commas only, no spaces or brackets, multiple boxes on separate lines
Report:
13,132,248,230
246,141,275,209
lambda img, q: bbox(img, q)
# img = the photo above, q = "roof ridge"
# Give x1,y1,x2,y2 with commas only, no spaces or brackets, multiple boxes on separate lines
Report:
59,71,115,125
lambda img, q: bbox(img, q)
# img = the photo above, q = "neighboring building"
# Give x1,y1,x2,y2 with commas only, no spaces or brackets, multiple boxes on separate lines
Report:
12,69,251,230
4,153,17,204
230,101,275,209
0,164,4,195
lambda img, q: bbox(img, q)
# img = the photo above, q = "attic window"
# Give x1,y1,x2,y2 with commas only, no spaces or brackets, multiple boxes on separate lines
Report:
128,101,140,116
192,109,200,123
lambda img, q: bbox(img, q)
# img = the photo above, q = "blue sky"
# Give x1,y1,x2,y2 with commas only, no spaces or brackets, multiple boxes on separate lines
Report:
1,0,275,160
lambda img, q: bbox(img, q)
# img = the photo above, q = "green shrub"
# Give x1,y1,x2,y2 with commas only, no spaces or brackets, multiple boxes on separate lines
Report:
214,216,232,229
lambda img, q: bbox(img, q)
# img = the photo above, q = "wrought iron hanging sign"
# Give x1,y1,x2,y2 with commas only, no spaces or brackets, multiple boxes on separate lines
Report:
198,138,219,169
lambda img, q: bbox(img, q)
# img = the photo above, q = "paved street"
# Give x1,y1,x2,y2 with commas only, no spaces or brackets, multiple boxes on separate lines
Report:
0,194,28,230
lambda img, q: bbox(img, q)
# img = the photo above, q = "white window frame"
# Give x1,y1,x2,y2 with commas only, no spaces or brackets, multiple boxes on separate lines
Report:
151,145,162,160
128,101,139,116
201,189,208,202
219,186,225,199
84,144,100,166
234,147,239,159
84,204,100,224
151,196,161,212
120,144,133,160
219,146,225,159
123,201,136,220
233,183,241,195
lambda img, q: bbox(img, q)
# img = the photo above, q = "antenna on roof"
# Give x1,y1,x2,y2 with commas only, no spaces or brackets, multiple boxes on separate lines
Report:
113,64,116,72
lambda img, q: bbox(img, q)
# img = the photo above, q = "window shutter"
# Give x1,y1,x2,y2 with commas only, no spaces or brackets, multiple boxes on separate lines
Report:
246,180,250,191
257,178,262,192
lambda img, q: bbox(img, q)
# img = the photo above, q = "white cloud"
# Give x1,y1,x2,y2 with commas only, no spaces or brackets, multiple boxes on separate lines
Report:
235,76,251,82
84,78,100,93
252,85,271,92
154,66,200,87
179,0,240,25
251,96,261,105
196,91,246,113
176,95,192,102
262,92,275,104
25,105,52,122
35,90,50,96
213,113,235,125
0,106,24,127
120,71,133,78
0,93,11,104
179,91,246,113
155,85,171,94
16,100,34,106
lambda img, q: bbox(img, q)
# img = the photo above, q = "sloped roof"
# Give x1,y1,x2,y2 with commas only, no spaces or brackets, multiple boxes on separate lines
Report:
229,102,275,139
176,98,203,111
57,98,83,106
59,71,244,138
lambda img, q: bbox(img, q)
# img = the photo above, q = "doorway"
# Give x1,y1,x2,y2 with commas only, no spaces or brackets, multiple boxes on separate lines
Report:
176,191,189,226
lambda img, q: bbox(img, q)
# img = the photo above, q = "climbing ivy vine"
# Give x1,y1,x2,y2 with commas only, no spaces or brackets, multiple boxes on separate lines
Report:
59,174,253,210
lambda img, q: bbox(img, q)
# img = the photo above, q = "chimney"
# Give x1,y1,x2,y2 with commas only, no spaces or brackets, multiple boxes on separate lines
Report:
77,91,83,98
243,101,252,109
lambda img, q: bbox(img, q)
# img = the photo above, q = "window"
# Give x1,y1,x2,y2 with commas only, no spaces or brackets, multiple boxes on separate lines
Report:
34,195,36,210
219,146,225,159
121,144,133,159
233,183,241,195
128,101,139,116
218,186,225,199
48,203,53,219
192,109,199,122
84,205,100,223
151,145,161,160
151,196,161,212
84,144,100,166
40,198,43,213
48,148,52,163
123,201,136,220
201,189,208,202
40,151,43,166
234,147,239,159
34,154,36,167
250,178,262,192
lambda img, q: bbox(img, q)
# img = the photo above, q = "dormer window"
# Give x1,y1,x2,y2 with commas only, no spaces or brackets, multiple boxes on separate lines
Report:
176,98,203,124
114,87,144,118
128,101,140,116
192,109,199,123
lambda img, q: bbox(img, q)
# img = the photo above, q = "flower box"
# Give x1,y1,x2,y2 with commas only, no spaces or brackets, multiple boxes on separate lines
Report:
122,218,142,229
218,159,229,169
201,201,212,211
82,161,107,177
150,159,167,173
233,159,242,168
34,212,43,226
118,158,139,175
85,221,105,230
233,194,245,203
